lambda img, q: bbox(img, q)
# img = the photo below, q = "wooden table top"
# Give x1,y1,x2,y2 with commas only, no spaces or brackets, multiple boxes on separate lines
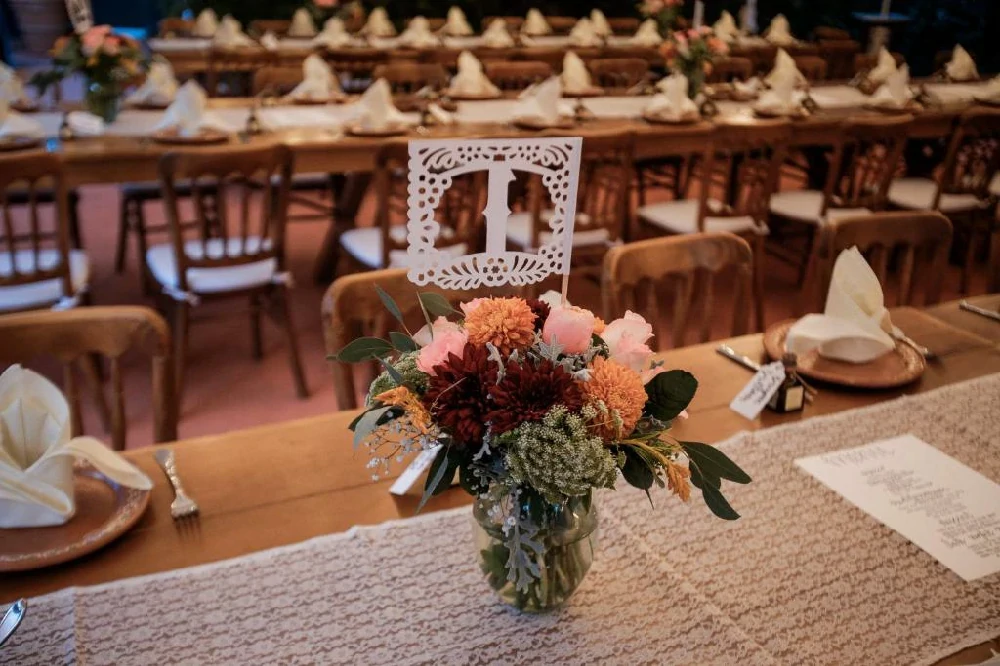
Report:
926,294,1000,345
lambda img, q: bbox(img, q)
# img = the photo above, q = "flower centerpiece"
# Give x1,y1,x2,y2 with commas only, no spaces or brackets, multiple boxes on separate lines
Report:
639,0,685,36
335,290,751,613
31,25,143,123
309,0,364,26
660,26,729,99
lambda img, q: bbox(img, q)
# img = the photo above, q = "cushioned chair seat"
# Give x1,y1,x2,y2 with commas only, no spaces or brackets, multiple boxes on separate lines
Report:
0,249,89,312
638,199,767,235
888,177,985,213
769,190,872,224
146,238,277,294
340,226,466,269
505,211,609,248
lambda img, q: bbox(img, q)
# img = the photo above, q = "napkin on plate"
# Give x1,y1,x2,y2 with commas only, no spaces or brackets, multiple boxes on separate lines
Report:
786,247,896,363
288,8,317,38
765,14,795,45
0,99,43,138
590,9,612,37
631,19,662,47
765,48,807,88
867,47,897,85
193,8,219,38
154,81,229,136
714,10,739,42
289,54,343,101
449,51,500,98
561,52,594,95
426,103,456,125
945,45,978,82
754,73,803,115
260,31,280,51
983,76,1000,100
870,64,914,109
362,7,397,37
0,365,152,529
733,76,764,97
442,6,474,36
482,19,515,48
213,15,254,48
513,76,574,125
648,73,699,121
313,18,353,48
523,9,552,36
569,18,602,47
398,16,439,48
65,111,105,137
0,62,26,105
350,78,409,129
126,58,179,106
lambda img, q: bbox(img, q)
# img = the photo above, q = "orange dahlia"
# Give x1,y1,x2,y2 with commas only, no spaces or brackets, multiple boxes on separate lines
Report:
464,297,537,356
583,357,647,440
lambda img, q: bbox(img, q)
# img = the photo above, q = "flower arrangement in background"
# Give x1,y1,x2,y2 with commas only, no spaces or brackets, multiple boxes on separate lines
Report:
639,0,685,36
335,290,750,612
661,26,729,98
309,0,363,25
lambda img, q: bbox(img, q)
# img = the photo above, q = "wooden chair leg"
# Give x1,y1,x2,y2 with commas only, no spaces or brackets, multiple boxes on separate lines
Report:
270,286,309,399
170,300,191,409
989,220,1000,293
250,293,264,360
67,189,84,249
751,234,766,332
115,193,133,273
960,223,978,295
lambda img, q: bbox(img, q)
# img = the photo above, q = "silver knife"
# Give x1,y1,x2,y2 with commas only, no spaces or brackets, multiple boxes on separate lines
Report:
716,344,761,372
0,599,26,648
960,300,1000,323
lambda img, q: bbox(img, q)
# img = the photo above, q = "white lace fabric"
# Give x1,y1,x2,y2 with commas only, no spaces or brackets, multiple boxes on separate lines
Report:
6,374,1000,665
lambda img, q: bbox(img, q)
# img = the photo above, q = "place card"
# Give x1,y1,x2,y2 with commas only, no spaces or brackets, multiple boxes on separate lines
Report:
729,361,786,420
389,446,441,496
796,435,1000,582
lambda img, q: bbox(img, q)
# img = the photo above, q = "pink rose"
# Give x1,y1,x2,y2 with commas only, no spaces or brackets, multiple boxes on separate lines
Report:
459,298,485,317
81,25,112,56
314,0,339,7
602,311,654,373
542,305,595,354
416,329,468,374
412,316,461,347
103,35,121,56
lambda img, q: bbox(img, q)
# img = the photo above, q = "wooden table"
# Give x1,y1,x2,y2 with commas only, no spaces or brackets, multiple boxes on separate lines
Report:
926,294,1000,345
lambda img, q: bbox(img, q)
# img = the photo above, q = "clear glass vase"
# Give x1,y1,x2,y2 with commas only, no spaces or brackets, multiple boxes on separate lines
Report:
473,488,598,613
85,79,121,124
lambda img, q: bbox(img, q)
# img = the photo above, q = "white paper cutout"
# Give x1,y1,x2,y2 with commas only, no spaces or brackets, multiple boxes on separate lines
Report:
406,137,583,289
66,0,94,34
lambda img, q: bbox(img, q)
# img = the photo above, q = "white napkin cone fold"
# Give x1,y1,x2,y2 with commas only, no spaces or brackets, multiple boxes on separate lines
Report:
154,80,229,136
867,47,898,85
482,19,515,48
590,9,612,36
513,76,573,124
945,45,978,82
765,14,794,45
569,18,601,47
0,99,44,138
871,64,914,109
561,52,594,94
398,16,439,48
260,31,280,51
0,62,26,104
213,15,254,48
363,7,397,37
288,8,317,38
765,48,806,88
193,9,219,38
0,365,152,529
714,10,739,42
313,18,353,48
351,78,409,129
523,9,552,36
443,7,474,36
289,54,343,100
648,73,699,120
127,59,179,105
786,248,896,364
449,51,500,98
755,68,805,114
632,19,662,47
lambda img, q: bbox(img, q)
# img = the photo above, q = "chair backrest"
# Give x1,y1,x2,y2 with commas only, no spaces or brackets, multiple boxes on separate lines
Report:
159,18,194,38
158,145,293,294
249,19,291,37
423,48,462,71
936,108,1000,202
588,58,649,90
546,16,577,34
372,62,449,93
0,152,74,312
600,45,662,66
608,18,641,35
707,56,754,83
819,212,953,307
814,26,852,41
323,48,390,75
602,232,754,347
817,40,861,80
514,47,572,71
0,306,176,450
728,44,777,75
483,60,553,91
425,18,446,32
481,16,523,32
252,65,305,96
207,48,276,96
793,55,828,82
822,114,912,213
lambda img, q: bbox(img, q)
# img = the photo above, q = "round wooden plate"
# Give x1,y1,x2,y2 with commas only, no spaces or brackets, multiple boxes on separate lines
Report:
512,116,576,130
346,123,410,137
445,90,502,101
862,102,919,114
291,96,348,105
0,136,43,152
128,100,172,111
151,128,231,145
0,464,150,572
643,112,701,125
753,107,810,120
763,319,926,389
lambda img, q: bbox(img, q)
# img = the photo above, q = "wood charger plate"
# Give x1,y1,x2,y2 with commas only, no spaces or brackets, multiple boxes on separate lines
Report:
151,128,231,145
445,90,501,101
512,116,576,130
643,111,701,125
0,464,150,572
128,100,171,111
753,107,810,120
291,96,347,105
0,136,43,152
346,123,409,137
763,319,926,389
862,102,920,114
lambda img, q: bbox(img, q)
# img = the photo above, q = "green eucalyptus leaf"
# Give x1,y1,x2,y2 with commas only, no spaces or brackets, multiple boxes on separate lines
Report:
700,483,741,520
335,336,393,363
682,441,752,484
375,284,406,328
644,370,698,421
418,292,459,318
389,331,418,352
688,460,721,490
417,447,453,513
348,411,366,431
352,406,391,449
378,357,404,385
620,447,656,491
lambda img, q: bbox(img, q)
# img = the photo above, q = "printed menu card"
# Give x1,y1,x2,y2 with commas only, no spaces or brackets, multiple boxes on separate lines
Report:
796,435,1000,582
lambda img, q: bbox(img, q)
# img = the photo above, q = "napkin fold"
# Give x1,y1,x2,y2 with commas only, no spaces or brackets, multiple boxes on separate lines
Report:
0,99,44,138
0,62,26,105
765,14,794,45
870,64,914,109
362,7,397,37
260,31,280,51
313,18,353,48
648,73,699,120
569,18,602,47
561,52,594,95
0,365,152,529
867,47,897,85
714,10,739,42
351,78,409,129
482,19,515,48
449,51,500,98
513,76,574,124
786,248,895,363
590,9,612,37
193,8,219,38
754,73,803,115
288,8,317,38
154,81,229,136
442,6,474,36
945,45,978,82
289,54,343,101
523,9,553,36
213,15,254,48
984,76,1000,100
126,58,179,106
65,111,105,137
398,16,440,48
632,19,662,47
765,48,806,89
426,102,456,125
733,77,764,97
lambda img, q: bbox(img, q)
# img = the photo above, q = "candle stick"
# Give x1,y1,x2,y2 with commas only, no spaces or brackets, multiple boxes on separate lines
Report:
880,0,892,17
693,1,705,29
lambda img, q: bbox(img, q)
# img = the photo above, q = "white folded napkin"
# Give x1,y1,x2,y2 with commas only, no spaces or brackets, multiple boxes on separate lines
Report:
945,45,978,82
569,18,602,47
154,80,229,136
0,62,25,105
482,19,515,48
213,15,254,48
871,64,914,109
984,76,1000,99
631,19,662,47
648,73,699,120
426,102,456,125
765,14,794,45
523,9,552,36
193,8,219,38
289,54,343,101
0,365,152,529
362,7,397,37
351,78,409,129
766,48,806,88
442,6,474,36
260,31,280,51
449,51,500,97
867,47,897,85
733,76,764,97
590,9,612,36
65,111,105,136
754,73,803,115
561,52,594,94
0,100,43,138
513,76,574,124
313,18,353,48
714,10,739,42
126,58,179,106
398,16,440,48
786,248,895,364
288,8,317,38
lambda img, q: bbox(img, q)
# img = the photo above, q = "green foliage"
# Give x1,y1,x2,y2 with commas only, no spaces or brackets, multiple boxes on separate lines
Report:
389,331,418,352
333,336,393,362
418,292,459,319
680,441,751,521
644,370,698,422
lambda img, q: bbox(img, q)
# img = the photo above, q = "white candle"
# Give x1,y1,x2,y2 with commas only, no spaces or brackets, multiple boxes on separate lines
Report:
693,0,705,29
880,0,892,16
743,0,758,34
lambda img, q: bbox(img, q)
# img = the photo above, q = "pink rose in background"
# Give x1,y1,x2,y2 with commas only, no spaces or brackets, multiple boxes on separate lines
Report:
413,316,461,347
542,305,595,354
416,328,468,374
459,298,485,317
81,25,112,56
603,311,654,373
314,0,339,7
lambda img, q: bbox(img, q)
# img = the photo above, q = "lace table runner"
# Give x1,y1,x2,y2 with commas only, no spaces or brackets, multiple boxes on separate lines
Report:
6,374,1000,665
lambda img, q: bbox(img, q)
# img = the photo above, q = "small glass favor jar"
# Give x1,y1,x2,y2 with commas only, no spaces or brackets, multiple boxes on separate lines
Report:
768,353,806,413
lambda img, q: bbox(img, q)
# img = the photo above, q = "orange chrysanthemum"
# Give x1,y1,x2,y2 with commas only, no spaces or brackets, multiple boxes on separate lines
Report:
593,317,606,335
375,386,433,435
464,297,537,356
583,357,647,439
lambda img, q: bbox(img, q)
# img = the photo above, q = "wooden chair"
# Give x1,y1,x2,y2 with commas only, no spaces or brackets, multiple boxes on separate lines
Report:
423,48,463,71
601,46,663,67
588,58,650,91
608,18,641,35
887,108,1000,293
425,18,446,33
323,48,391,93
481,16,524,32
514,47,571,71
546,17,578,34
814,26,852,41
207,47,276,97
818,40,861,80
793,56,828,82
729,45,778,76
602,232,755,348
371,62,449,94
483,61,553,92
634,122,716,209
0,153,89,314
812,212,953,309
251,65,305,96
707,57,754,83
249,20,291,37
638,119,794,331
159,18,194,38
0,307,176,451
152,145,308,402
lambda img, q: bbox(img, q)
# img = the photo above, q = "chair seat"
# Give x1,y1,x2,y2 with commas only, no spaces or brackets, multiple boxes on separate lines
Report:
638,199,767,236
888,177,985,213
505,211,609,249
0,249,89,312
339,226,466,269
769,190,872,224
146,238,278,295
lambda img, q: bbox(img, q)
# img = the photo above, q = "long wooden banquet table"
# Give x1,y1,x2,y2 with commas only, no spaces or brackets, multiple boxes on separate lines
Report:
3,300,1000,663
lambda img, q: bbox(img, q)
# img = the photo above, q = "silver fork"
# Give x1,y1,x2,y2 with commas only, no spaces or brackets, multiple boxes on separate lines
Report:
154,449,200,520
891,327,936,360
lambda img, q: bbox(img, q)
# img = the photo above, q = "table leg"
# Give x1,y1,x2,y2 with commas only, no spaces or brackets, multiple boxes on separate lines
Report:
313,172,373,285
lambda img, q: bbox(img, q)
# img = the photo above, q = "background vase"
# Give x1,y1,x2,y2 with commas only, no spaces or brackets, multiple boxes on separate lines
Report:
85,80,122,124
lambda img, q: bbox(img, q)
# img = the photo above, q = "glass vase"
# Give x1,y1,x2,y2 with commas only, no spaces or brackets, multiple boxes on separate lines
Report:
85,79,121,124
684,65,706,100
473,488,598,613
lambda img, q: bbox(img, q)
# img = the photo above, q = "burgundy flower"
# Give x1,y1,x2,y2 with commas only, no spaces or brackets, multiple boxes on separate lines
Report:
487,359,584,435
422,343,498,448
